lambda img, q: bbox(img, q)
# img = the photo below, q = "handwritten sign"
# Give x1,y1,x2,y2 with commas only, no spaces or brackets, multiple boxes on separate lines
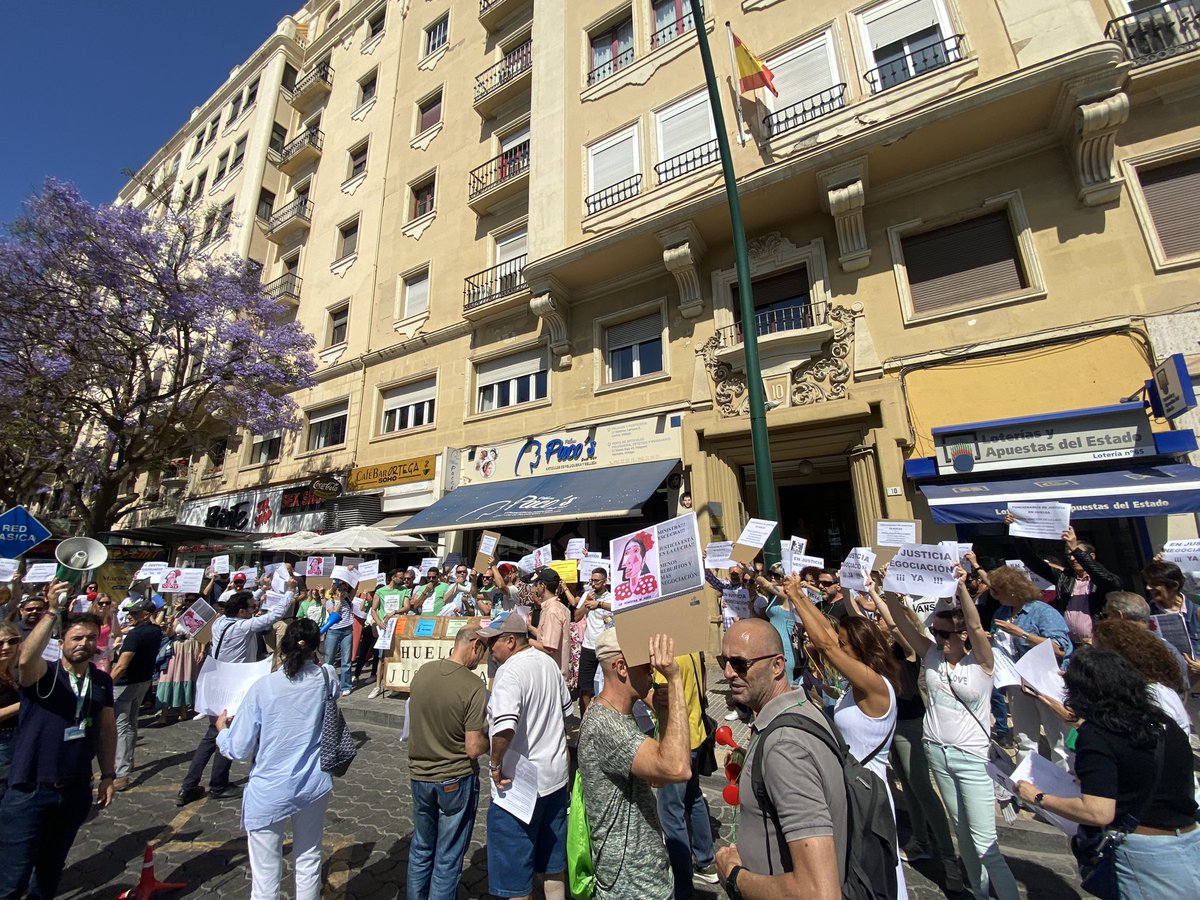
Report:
611,513,703,613
839,547,876,593
1007,502,1071,541
883,544,957,599
731,518,777,565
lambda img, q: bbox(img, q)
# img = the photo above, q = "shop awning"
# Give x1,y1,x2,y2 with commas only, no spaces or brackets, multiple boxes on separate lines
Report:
919,463,1200,524
396,459,678,532
102,523,253,546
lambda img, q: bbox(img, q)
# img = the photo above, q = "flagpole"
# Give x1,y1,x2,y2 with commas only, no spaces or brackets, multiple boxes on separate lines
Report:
724,22,747,147
689,0,781,568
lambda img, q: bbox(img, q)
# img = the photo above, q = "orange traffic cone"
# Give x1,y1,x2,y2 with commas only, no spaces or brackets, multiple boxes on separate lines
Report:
116,843,187,899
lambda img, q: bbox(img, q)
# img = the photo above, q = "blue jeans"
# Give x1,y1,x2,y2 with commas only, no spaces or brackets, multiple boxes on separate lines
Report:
656,749,715,899
324,628,353,691
991,688,1009,737
0,781,94,899
1114,827,1200,899
925,742,1019,900
407,774,479,900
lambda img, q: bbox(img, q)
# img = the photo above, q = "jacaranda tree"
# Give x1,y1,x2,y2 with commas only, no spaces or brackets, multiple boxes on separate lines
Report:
0,179,317,535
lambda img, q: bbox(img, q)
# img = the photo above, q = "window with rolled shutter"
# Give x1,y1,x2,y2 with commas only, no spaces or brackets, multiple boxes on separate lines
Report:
1138,156,1200,259
657,93,715,161
403,270,429,318
605,313,664,382
381,378,437,433
589,127,640,194
476,348,547,412
863,0,942,50
901,211,1027,316
768,36,837,109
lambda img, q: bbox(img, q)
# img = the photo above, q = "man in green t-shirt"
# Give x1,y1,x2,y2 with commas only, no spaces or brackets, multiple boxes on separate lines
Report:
406,626,489,900
368,569,413,699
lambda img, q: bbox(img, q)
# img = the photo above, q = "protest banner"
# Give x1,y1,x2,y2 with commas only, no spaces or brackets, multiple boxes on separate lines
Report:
839,547,876,592
304,556,335,577
357,560,379,581
159,567,205,594
730,518,778,565
177,598,218,639
876,520,920,548
195,656,273,717
211,555,230,575
473,531,501,572
610,513,703,613
22,562,57,583
565,538,587,560
383,617,490,691
1007,501,1072,541
704,541,735,570
793,553,825,573
134,560,168,581
418,557,440,578
883,544,957,598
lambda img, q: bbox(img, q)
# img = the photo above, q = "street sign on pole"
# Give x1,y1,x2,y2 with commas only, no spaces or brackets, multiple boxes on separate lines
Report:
1147,353,1197,421
0,506,53,558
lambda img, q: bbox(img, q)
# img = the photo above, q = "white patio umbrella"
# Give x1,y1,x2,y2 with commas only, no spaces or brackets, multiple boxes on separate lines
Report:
290,525,435,553
256,530,321,551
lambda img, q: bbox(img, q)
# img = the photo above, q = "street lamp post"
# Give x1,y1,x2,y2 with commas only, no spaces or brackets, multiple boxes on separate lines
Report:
688,0,781,566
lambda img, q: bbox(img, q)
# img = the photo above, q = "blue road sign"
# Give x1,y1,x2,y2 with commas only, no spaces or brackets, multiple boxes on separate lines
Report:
0,506,53,558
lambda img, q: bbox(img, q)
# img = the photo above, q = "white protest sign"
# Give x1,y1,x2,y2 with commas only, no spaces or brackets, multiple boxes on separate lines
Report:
134,560,168,581
611,513,704,613
376,573,387,587
578,557,611,581
1004,560,1054,593
41,639,62,664
419,557,440,578
0,558,17,582
883,544,958,599
839,547,876,592
794,554,825,573
177,598,218,638
270,565,289,594
194,655,274,717
374,617,399,650
704,541,735,570
531,544,552,569
1152,613,1192,659
357,560,380,581
22,562,57,584
1013,637,1066,703
730,518,777,565
71,596,91,614
330,565,360,587
516,553,537,574
261,590,292,618
876,520,919,548
211,555,230,575
237,566,259,582
1163,540,1200,569
565,538,587,560
722,587,751,622
1007,502,1071,541
991,647,1022,690
304,556,335,577
159,567,205,594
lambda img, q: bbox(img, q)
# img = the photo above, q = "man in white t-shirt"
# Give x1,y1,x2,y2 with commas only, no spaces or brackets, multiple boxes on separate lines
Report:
574,567,613,715
481,611,572,900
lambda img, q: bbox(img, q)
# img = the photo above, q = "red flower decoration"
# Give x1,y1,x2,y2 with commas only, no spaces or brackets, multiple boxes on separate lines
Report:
631,530,655,552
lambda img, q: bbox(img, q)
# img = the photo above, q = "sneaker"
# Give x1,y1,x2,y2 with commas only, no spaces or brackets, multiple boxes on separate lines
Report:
368,685,383,700
724,709,742,721
693,864,720,884
943,858,965,893
176,786,206,807
899,839,932,862
210,785,240,800
343,686,353,696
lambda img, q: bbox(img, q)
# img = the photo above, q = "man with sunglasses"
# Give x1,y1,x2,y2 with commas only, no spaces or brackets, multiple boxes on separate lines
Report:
15,595,48,641
575,567,614,714
715,619,846,900
411,568,450,616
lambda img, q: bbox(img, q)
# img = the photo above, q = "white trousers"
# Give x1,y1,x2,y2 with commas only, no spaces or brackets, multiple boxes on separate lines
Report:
246,793,329,900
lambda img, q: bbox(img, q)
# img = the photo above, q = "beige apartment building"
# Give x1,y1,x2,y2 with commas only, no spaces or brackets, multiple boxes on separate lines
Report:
114,0,1200,584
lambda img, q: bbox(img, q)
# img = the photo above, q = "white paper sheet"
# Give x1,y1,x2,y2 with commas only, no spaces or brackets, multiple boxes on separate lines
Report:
1007,502,1072,541
565,538,587,560
374,617,399,650
735,519,777,550
1013,637,1066,703
704,542,735,570
1009,753,1081,836
883,544,958,599
211,554,230,575
194,656,273,717
357,560,380,581
876,520,918,547
22,562,57,583
839,547,876,592
991,646,1023,690
490,753,539,825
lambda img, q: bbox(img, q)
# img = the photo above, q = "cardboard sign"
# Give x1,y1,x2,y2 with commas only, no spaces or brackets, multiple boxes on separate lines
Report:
549,559,579,585
610,513,704,613
304,556,335,577
883,544,957,599
384,635,489,691
839,547,876,592
614,591,709,667
211,555,230,575
876,520,920,548
22,562,57,583
730,518,777,565
474,531,501,572
1007,502,1071,541
159,567,205,594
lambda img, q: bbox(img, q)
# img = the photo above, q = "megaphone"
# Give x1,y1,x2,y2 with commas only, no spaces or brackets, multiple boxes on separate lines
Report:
55,538,109,585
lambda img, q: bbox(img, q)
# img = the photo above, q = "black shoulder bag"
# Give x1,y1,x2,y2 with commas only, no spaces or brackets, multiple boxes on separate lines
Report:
691,653,719,776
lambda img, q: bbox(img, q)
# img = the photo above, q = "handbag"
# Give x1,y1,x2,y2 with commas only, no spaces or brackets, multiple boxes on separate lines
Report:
566,771,595,899
691,654,719,777
319,665,357,776
1070,732,1165,900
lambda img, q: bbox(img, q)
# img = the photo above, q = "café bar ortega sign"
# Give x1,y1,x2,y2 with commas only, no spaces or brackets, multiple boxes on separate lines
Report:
933,405,1155,476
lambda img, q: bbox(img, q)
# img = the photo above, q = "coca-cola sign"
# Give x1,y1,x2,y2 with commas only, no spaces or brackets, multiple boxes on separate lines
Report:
310,475,344,499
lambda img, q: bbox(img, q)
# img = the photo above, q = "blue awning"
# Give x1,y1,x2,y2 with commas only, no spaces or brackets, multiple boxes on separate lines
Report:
919,463,1200,524
395,459,679,532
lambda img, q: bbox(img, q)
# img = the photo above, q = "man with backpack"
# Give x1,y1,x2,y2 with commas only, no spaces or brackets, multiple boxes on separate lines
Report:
715,619,897,900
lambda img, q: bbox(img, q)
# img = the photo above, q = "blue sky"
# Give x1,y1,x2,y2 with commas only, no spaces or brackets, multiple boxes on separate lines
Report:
1,1,301,224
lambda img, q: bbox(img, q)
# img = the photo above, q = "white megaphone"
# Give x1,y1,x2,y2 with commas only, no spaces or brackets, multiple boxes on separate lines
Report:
56,537,110,572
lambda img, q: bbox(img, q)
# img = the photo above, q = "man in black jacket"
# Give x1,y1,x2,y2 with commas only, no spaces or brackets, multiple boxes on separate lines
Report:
1014,524,1121,645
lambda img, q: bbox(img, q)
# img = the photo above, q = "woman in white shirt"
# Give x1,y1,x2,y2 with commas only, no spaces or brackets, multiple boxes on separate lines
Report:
216,618,336,900
882,575,1019,900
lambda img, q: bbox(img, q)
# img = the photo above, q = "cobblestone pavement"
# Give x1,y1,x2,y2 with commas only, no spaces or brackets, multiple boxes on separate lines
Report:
54,691,1084,899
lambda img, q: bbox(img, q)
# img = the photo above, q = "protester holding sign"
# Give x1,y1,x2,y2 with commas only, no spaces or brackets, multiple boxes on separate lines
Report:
574,567,614,714
879,575,1018,900
1143,559,1200,657
322,582,356,695
156,595,204,724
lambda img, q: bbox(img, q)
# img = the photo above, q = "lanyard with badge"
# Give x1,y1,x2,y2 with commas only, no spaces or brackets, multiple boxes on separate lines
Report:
64,668,93,741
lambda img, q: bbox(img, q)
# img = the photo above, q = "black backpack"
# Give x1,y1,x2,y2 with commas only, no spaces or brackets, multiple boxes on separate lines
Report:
749,711,898,900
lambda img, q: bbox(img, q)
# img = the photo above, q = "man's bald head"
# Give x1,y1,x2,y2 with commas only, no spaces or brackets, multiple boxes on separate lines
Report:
722,619,789,714
726,618,785,656
455,626,483,646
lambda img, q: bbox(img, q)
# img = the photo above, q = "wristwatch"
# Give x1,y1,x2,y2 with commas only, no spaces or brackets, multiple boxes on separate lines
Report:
725,865,745,900
100,772,116,781
1034,791,1045,806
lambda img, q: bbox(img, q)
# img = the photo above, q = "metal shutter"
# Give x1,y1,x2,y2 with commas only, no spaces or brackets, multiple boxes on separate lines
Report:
1139,156,1200,259
476,348,544,384
658,94,713,160
590,129,638,193
404,272,429,317
770,39,836,106
864,0,940,49
382,377,437,410
496,229,528,263
607,313,661,350
902,211,1027,315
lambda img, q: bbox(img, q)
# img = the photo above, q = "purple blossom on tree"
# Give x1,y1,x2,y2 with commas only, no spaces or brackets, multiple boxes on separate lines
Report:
0,179,316,535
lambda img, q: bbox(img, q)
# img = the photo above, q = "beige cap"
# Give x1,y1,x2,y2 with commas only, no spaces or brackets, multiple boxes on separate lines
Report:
594,627,623,661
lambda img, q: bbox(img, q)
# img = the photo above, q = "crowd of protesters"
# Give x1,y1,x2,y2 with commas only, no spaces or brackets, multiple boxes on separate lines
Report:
1,517,1199,900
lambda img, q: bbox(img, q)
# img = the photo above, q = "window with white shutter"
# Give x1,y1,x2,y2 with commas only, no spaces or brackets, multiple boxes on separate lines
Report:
587,125,641,213
306,401,348,451
655,92,717,182
381,378,437,433
768,35,838,110
859,0,957,92
476,348,548,412
1138,156,1200,260
494,229,528,295
403,270,429,318
605,313,664,382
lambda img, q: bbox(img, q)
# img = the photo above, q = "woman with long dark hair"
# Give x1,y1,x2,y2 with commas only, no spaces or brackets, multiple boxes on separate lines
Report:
1093,619,1190,734
1015,649,1199,899
216,618,337,900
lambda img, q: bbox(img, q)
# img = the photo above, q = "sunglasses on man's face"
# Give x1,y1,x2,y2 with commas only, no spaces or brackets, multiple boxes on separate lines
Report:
717,653,777,676
930,628,961,640
0,638,20,648
817,581,835,588
96,601,112,607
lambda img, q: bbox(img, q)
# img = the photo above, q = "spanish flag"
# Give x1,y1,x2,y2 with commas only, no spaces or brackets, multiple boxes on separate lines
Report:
732,32,777,96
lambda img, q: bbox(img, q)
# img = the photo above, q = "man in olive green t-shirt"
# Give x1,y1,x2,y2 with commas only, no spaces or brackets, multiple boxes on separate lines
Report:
406,626,489,900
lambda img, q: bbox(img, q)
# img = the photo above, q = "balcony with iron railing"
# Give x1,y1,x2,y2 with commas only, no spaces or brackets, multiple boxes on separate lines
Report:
265,197,313,242
271,127,324,176
264,272,303,304
650,8,699,50
585,174,643,215
655,139,719,184
1106,1,1200,65
763,84,848,138
714,301,833,374
863,34,965,94
474,39,533,115
468,141,530,212
479,0,532,31
463,254,528,317
289,62,334,107
588,47,635,86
